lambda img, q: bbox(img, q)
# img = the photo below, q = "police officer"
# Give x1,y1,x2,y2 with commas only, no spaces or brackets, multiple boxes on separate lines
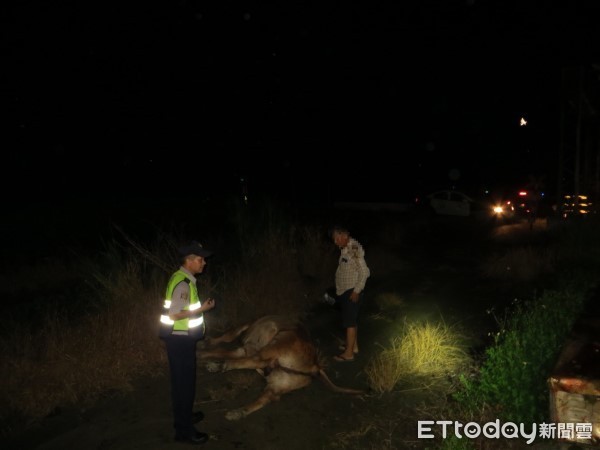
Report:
159,241,216,445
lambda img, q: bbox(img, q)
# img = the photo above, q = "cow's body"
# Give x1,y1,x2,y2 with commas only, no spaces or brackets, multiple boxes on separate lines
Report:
200,315,363,420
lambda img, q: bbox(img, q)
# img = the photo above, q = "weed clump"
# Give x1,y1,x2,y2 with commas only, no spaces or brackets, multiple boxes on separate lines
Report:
365,320,471,393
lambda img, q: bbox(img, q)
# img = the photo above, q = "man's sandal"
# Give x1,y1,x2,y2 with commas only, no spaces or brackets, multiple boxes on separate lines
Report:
333,354,355,362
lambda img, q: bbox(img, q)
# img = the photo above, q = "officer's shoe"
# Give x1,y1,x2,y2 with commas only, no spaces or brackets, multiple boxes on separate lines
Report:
174,431,209,445
192,411,204,423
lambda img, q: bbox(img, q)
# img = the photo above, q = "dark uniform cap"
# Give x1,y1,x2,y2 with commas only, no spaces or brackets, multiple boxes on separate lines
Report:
178,241,213,258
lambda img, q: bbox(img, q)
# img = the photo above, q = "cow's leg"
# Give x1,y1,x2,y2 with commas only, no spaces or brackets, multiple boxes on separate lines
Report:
225,370,313,420
223,356,274,371
225,388,280,421
200,346,246,360
204,355,273,373
205,323,250,347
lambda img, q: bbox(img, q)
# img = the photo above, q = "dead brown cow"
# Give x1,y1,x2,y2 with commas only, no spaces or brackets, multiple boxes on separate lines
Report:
199,315,364,420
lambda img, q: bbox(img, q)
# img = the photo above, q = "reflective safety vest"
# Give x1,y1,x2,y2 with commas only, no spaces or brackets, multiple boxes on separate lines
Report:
159,270,205,340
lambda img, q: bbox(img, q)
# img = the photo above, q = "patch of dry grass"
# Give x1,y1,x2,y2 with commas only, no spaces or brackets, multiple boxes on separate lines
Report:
210,225,335,329
364,320,471,394
0,245,167,428
0,292,166,424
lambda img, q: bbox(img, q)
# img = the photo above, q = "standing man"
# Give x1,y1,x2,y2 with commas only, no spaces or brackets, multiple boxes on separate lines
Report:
159,241,216,445
330,226,370,362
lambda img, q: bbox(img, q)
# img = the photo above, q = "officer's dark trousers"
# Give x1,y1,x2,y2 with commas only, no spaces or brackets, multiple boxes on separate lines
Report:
164,336,197,438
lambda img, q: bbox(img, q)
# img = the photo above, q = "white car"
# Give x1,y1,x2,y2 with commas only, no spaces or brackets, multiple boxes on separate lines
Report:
427,190,474,217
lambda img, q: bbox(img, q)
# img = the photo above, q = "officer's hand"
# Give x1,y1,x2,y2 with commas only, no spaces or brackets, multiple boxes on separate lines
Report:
205,298,216,311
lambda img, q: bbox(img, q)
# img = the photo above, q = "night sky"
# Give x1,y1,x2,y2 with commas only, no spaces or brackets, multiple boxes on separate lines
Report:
3,1,599,205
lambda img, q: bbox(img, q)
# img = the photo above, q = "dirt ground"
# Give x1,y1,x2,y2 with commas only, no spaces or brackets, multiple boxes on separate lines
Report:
2,216,565,450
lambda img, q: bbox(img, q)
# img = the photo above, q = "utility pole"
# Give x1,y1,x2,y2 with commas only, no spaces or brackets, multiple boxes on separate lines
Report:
574,66,584,200
557,68,566,213
557,64,600,217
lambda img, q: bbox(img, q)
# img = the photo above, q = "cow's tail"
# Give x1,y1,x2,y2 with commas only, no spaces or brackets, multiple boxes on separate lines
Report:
316,369,364,394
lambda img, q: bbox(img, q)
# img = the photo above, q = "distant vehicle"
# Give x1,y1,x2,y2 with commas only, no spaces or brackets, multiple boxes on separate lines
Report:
491,199,517,220
491,189,555,224
427,190,474,217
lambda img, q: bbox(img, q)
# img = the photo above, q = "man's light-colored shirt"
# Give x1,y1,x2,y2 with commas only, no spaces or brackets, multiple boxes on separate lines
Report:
335,237,370,295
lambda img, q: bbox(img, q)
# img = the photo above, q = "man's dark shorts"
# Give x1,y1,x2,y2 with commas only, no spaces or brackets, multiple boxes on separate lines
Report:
337,288,363,328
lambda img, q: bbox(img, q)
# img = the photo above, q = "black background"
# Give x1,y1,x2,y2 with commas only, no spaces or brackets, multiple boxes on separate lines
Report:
3,1,599,203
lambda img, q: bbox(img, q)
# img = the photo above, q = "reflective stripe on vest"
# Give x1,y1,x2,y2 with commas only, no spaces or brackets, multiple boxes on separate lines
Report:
160,300,204,328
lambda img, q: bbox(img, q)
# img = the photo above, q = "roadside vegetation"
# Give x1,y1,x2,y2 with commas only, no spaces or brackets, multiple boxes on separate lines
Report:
1,199,599,450
435,219,600,449
0,199,335,436
364,319,471,394
330,218,600,450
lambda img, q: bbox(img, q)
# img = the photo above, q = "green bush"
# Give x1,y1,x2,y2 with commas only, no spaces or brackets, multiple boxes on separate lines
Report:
454,282,592,423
